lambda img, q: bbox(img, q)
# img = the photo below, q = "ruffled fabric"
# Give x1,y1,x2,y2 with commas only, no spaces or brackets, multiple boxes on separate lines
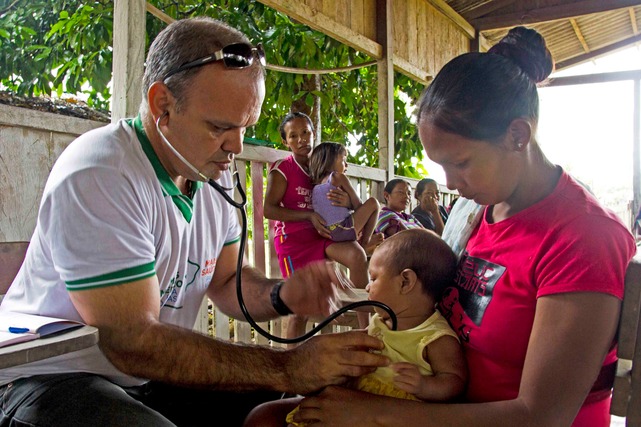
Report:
356,374,421,401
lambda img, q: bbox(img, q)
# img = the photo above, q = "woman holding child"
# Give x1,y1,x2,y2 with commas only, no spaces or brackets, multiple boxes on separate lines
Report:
264,113,373,339
289,27,635,427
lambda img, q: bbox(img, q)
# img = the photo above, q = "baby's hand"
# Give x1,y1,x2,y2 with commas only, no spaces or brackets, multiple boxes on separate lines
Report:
391,362,425,397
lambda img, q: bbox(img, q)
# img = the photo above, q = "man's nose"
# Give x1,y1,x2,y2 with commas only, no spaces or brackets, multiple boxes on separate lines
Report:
223,128,245,156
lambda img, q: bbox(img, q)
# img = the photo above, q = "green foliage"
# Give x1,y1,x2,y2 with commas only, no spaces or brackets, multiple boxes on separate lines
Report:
0,0,113,109
0,0,429,176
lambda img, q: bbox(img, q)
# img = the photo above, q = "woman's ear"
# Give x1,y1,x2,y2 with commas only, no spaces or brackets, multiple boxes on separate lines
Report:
509,118,532,151
399,268,418,294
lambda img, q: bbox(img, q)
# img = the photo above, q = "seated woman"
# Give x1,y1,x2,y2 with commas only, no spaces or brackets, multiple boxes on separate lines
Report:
411,178,448,235
375,179,423,239
288,26,636,427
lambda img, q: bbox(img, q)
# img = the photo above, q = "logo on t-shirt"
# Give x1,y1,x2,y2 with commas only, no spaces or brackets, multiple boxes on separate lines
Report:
160,260,200,309
439,252,505,342
296,186,312,209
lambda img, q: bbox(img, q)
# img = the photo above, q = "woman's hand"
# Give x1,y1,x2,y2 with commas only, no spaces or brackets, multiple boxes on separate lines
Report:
327,187,352,208
423,194,440,214
310,212,331,239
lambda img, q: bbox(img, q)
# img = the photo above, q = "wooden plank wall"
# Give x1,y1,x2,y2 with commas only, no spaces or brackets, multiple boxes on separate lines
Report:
259,0,472,84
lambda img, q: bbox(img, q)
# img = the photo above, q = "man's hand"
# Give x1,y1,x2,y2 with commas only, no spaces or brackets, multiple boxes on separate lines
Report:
280,260,348,317
284,331,388,395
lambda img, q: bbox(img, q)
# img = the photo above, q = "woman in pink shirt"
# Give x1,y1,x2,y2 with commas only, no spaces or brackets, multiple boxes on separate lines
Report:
290,27,635,427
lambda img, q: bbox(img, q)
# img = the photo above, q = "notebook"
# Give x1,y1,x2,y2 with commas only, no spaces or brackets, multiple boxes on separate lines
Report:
0,312,84,348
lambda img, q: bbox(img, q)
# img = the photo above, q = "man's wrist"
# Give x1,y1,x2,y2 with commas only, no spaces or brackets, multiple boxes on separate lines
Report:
270,280,293,316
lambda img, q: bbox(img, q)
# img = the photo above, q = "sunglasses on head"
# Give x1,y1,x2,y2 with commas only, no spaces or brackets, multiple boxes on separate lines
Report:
163,43,265,81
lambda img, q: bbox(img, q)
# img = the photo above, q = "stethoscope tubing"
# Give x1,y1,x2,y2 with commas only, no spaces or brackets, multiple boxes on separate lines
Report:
207,174,397,344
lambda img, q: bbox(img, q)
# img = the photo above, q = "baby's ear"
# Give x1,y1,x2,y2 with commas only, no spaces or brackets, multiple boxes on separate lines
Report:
400,268,419,294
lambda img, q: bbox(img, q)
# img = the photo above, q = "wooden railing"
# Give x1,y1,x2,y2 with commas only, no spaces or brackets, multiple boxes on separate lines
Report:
197,142,457,346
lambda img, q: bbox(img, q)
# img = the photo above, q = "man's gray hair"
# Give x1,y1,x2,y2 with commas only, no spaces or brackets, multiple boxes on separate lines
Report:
141,17,262,114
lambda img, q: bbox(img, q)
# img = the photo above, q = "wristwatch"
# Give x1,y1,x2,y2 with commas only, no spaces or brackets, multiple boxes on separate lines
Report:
270,281,293,316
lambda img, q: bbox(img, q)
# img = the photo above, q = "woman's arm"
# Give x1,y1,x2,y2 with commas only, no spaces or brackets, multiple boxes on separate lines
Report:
294,292,620,426
264,170,329,237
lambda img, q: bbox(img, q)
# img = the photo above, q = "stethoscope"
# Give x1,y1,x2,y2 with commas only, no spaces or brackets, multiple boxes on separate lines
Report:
156,113,397,343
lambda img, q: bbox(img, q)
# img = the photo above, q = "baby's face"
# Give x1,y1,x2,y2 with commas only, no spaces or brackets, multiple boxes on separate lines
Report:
366,247,404,319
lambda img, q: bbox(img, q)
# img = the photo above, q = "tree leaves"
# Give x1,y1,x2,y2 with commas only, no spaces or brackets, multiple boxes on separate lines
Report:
0,0,429,177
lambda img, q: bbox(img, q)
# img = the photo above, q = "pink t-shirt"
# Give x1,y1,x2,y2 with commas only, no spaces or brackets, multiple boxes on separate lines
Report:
439,171,635,424
270,155,315,237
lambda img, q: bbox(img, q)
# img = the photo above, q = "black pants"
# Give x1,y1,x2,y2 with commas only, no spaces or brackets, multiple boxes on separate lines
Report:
0,373,281,426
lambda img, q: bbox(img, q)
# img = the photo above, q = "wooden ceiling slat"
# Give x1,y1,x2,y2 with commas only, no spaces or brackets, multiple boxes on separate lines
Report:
471,0,641,31
461,0,517,20
555,32,641,69
570,19,590,53
630,8,639,34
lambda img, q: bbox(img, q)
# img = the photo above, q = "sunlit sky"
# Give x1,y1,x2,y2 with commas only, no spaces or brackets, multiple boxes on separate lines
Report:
422,44,641,221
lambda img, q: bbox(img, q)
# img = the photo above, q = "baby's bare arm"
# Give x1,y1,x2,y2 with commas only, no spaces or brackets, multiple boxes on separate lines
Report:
332,172,362,210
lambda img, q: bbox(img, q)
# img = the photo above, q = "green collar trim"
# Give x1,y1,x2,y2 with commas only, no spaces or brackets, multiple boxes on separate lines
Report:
130,115,203,222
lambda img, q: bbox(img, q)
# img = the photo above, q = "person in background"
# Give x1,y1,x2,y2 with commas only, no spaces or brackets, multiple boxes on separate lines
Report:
411,178,449,235
291,26,635,427
244,228,467,427
309,141,380,328
264,113,359,341
310,142,380,250
447,196,459,214
0,18,388,427
375,179,424,239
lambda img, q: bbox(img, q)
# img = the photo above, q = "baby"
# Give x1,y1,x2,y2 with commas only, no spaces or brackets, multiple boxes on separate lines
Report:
244,228,467,426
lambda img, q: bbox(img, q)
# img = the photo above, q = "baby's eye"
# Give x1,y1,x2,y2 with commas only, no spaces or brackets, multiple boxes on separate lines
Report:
454,160,469,168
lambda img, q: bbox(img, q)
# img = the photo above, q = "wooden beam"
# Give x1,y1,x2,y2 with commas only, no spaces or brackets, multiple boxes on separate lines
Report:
392,57,432,85
472,0,641,31
258,0,383,59
462,0,518,21
377,0,395,182
146,2,173,25
570,18,590,53
547,69,641,86
425,0,476,38
634,79,641,227
631,7,639,34
554,32,641,70
111,0,146,121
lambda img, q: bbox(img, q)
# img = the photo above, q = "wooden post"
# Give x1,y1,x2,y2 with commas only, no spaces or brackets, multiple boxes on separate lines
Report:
470,28,481,52
633,78,640,226
377,0,395,182
112,0,146,121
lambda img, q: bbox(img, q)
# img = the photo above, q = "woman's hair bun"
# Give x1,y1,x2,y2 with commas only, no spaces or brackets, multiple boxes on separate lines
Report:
488,26,554,83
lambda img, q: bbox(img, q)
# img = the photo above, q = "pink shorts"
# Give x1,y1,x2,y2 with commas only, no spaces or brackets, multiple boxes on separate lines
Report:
274,227,332,278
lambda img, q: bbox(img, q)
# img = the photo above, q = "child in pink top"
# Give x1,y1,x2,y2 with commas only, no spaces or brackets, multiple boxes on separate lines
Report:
265,113,366,340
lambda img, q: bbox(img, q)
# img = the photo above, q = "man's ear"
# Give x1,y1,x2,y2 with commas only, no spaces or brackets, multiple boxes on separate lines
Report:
147,81,175,123
509,118,532,151
399,268,418,294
